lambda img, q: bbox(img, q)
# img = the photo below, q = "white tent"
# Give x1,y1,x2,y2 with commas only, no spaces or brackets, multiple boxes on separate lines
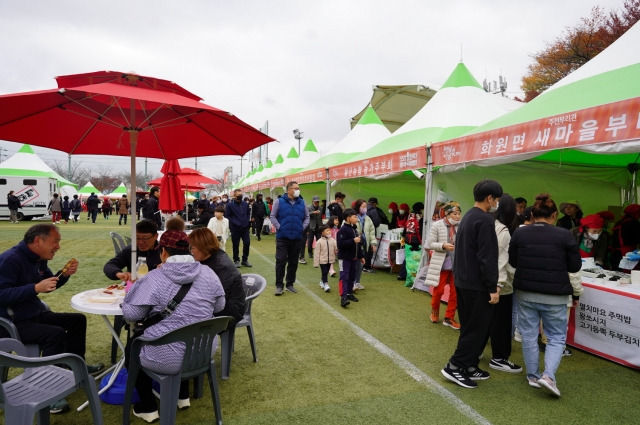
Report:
430,21,640,215
0,144,76,188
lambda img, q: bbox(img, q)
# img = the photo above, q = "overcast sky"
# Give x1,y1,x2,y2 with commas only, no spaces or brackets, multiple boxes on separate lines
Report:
0,0,624,182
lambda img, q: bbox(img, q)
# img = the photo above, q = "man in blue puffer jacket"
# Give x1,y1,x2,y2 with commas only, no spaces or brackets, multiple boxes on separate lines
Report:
270,181,309,295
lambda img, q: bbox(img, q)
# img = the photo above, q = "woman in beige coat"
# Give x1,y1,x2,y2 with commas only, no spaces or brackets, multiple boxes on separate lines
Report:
118,194,131,225
353,199,377,290
426,201,461,330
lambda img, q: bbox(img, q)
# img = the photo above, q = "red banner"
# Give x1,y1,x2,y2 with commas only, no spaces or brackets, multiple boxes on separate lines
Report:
432,98,640,166
329,147,426,181
285,168,326,184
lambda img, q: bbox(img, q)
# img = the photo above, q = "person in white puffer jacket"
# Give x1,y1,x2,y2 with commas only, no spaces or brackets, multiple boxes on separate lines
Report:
425,201,461,330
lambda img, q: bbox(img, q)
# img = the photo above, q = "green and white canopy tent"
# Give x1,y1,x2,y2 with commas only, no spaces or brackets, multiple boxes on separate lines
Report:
77,181,104,199
329,62,521,210
289,105,391,202
273,140,321,179
348,62,522,163
430,21,640,217
0,144,76,188
106,182,128,199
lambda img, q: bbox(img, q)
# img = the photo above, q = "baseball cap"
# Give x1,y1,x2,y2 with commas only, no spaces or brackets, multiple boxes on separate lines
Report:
312,196,320,201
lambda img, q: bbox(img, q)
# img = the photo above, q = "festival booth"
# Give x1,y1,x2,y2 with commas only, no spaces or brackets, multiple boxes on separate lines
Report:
326,63,522,283
430,22,640,368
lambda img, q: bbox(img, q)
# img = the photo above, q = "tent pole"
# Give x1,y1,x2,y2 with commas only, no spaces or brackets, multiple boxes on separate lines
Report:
420,145,434,269
325,168,331,217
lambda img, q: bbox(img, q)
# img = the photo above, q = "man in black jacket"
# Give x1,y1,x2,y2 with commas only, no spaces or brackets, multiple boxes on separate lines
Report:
251,194,268,241
191,203,214,228
86,192,100,223
441,179,502,389
144,186,161,229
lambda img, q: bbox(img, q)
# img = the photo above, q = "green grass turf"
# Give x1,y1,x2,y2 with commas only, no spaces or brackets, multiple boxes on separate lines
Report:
1,216,639,424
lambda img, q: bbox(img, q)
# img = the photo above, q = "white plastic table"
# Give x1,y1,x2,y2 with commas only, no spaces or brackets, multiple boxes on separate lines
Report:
71,288,126,411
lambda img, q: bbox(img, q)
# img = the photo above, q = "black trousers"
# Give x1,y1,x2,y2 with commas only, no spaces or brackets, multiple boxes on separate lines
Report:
275,238,301,287
14,311,87,358
449,287,495,370
482,293,513,360
306,229,320,257
254,216,265,239
230,227,250,262
319,263,330,282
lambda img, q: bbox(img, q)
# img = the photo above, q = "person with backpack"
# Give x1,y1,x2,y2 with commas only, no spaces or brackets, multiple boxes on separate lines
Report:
48,193,62,224
251,193,270,241
70,194,82,222
61,195,72,224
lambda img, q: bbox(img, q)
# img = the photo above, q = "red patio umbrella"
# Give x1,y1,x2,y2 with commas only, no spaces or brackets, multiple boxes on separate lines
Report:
147,177,206,192
158,159,184,213
0,71,274,278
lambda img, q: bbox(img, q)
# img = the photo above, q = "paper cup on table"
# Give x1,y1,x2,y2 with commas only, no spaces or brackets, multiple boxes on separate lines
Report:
631,271,640,285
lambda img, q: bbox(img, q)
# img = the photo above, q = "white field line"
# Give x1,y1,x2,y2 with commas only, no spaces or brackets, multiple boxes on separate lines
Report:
251,247,492,425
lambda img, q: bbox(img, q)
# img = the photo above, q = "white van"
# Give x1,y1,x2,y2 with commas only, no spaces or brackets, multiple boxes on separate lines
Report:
0,176,56,221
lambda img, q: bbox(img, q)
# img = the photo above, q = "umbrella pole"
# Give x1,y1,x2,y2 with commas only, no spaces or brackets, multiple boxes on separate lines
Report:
130,104,138,281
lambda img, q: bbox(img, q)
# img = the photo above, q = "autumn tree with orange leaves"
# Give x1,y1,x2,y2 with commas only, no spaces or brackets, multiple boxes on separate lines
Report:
522,0,640,102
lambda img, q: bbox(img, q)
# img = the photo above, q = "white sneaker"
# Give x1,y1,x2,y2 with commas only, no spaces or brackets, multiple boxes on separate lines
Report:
538,375,561,397
323,282,331,292
177,398,190,410
133,407,160,423
514,328,522,342
319,281,325,290
354,282,365,290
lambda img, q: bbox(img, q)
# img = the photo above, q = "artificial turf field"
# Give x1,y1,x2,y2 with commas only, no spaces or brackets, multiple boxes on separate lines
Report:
1,218,639,424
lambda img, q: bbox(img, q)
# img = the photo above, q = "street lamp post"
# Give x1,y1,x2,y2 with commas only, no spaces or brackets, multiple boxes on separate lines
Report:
293,128,304,155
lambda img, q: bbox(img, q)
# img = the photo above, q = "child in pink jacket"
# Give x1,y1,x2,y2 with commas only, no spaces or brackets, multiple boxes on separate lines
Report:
314,224,338,292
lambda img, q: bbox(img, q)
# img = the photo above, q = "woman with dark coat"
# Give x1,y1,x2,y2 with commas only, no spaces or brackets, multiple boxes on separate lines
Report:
188,227,246,323
509,193,582,397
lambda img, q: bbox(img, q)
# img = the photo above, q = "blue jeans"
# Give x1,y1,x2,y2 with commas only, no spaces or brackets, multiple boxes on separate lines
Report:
517,298,568,382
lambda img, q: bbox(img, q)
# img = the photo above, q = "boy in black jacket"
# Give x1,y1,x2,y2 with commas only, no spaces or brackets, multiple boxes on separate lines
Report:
442,179,502,389
337,209,365,307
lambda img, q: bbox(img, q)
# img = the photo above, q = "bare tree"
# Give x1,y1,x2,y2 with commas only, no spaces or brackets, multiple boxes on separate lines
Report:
48,159,91,185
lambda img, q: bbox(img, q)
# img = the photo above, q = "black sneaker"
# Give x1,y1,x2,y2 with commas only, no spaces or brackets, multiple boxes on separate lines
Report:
347,294,359,302
50,398,70,414
340,296,350,308
563,348,572,356
87,363,105,376
362,268,375,273
467,367,490,380
274,287,284,296
241,260,252,267
285,286,297,293
441,364,477,388
234,261,241,268
489,358,522,373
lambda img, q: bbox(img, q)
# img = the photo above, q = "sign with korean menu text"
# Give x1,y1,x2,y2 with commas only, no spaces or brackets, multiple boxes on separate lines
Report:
432,98,640,166
285,168,326,184
567,282,640,369
329,147,426,181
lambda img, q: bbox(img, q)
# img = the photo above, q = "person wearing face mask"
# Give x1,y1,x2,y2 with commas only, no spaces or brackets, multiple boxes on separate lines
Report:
225,189,252,267
441,179,502,390
388,202,400,229
396,203,410,229
425,201,462,330
570,214,609,268
353,199,377,289
270,181,310,295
